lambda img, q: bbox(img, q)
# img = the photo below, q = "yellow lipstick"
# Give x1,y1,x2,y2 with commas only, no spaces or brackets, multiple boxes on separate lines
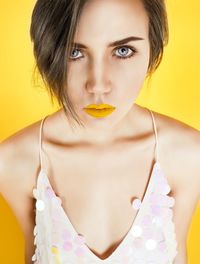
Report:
83,104,116,118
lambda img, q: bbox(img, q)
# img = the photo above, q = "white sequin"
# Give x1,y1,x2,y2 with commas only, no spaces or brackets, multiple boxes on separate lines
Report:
132,198,142,210
131,225,143,237
33,225,37,236
162,184,171,195
32,188,40,199
152,216,162,227
145,239,157,250
36,199,45,211
169,196,175,207
34,235,37,245
32,253,37,261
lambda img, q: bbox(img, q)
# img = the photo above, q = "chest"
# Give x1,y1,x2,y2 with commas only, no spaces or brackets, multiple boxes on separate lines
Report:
32,158,181,263
37,145,165,257
34,145,195,261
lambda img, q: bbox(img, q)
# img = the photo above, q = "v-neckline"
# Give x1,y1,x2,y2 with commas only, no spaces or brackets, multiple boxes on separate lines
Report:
36,159,160,262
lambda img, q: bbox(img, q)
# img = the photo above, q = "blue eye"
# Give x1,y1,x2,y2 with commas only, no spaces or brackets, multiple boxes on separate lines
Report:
68,45,137,61
114,46,137,59
70,49,82,60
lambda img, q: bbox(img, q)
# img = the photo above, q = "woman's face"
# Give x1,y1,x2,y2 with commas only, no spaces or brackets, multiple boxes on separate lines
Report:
66,0,150,133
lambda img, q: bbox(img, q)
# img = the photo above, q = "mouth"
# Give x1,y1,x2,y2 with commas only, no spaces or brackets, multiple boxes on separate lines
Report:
83,104,116,118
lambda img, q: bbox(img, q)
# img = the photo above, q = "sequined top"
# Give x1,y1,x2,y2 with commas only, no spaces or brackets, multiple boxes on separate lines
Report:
31,109,178,264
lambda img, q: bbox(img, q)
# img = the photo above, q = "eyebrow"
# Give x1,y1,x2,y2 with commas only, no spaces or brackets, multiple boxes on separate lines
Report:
71,36,144,49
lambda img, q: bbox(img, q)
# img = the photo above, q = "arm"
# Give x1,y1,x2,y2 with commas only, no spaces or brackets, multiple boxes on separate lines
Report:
173,243,188,264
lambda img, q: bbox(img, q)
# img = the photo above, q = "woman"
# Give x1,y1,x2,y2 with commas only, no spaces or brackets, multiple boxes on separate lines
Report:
0,0,199,263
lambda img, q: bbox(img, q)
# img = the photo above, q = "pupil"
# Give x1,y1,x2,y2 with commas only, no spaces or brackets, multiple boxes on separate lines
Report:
120,47,127,56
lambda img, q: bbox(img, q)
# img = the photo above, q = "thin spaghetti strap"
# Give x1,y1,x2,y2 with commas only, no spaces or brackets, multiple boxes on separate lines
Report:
148,109,159,162
39,115,49,172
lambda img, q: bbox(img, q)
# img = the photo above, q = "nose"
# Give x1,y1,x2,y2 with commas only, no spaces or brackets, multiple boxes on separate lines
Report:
86,57,111,96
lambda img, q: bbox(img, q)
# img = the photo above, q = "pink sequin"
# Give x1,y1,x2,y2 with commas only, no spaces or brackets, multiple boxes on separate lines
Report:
149,193,160,204
160,195,170,205
151,205,162,216
45,186,55,198
120,244,133,256
62,229,72,240
158,240,167,252
143,227,155,239
120,244,130,255
75,246,86,257
132,237,143,249
152,216,163,227
63,241,73,251
74,234,86,245
141,215,153,226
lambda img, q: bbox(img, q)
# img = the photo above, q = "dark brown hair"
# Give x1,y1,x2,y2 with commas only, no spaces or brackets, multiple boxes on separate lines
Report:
30,0,169,128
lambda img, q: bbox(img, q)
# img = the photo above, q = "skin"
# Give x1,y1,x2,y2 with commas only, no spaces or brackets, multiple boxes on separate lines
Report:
0,0,199,263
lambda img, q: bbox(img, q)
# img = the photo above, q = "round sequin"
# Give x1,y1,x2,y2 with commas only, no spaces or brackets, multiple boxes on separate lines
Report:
32,253,36,261
36,199,45,211
120,244,131,255
156,182,170,195
51,245,59,254
33,225,37,236
74,234,86,245
75,246,86,257
143,227,155,239
62,229,72,240
120,245,133,256
132,237,143,249
145,239,157,250
162,208,173,219
63,241,73,251
153,230,164,241
168,196,175,207
52,196,62,205
32,188,40,199
45,186,55,199
152,216,163,227
151,205,162,216
158,240,167,252
141,214,153,226
149,193,159,204
131,225,143,237
34,235,37,245
132,198,142,210
52,208,63,221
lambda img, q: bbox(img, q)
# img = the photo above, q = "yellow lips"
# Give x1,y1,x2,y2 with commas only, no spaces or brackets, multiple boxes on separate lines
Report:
83,104,116,118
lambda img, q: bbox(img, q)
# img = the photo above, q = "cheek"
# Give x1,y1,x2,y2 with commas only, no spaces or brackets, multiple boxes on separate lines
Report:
116,61,148,100
66,66,84,105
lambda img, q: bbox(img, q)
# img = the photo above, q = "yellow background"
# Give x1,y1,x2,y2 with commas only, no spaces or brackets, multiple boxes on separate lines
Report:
0,0,199,263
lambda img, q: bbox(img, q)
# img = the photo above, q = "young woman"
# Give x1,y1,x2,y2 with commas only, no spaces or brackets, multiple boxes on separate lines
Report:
0,0,199,263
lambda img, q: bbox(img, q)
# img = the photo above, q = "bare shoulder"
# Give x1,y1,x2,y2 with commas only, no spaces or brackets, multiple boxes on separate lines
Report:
0,119,42,187
153,110,200,197
151,110,200,258
0,118,43,263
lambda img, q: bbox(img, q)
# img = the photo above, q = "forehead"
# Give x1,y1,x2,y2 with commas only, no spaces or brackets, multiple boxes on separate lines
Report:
74,0,149,45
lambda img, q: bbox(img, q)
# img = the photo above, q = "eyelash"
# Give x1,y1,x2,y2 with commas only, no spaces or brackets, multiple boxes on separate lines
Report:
68,45,137,62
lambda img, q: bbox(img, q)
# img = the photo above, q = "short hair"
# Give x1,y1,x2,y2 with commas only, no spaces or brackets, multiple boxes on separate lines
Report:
30,0,169,128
